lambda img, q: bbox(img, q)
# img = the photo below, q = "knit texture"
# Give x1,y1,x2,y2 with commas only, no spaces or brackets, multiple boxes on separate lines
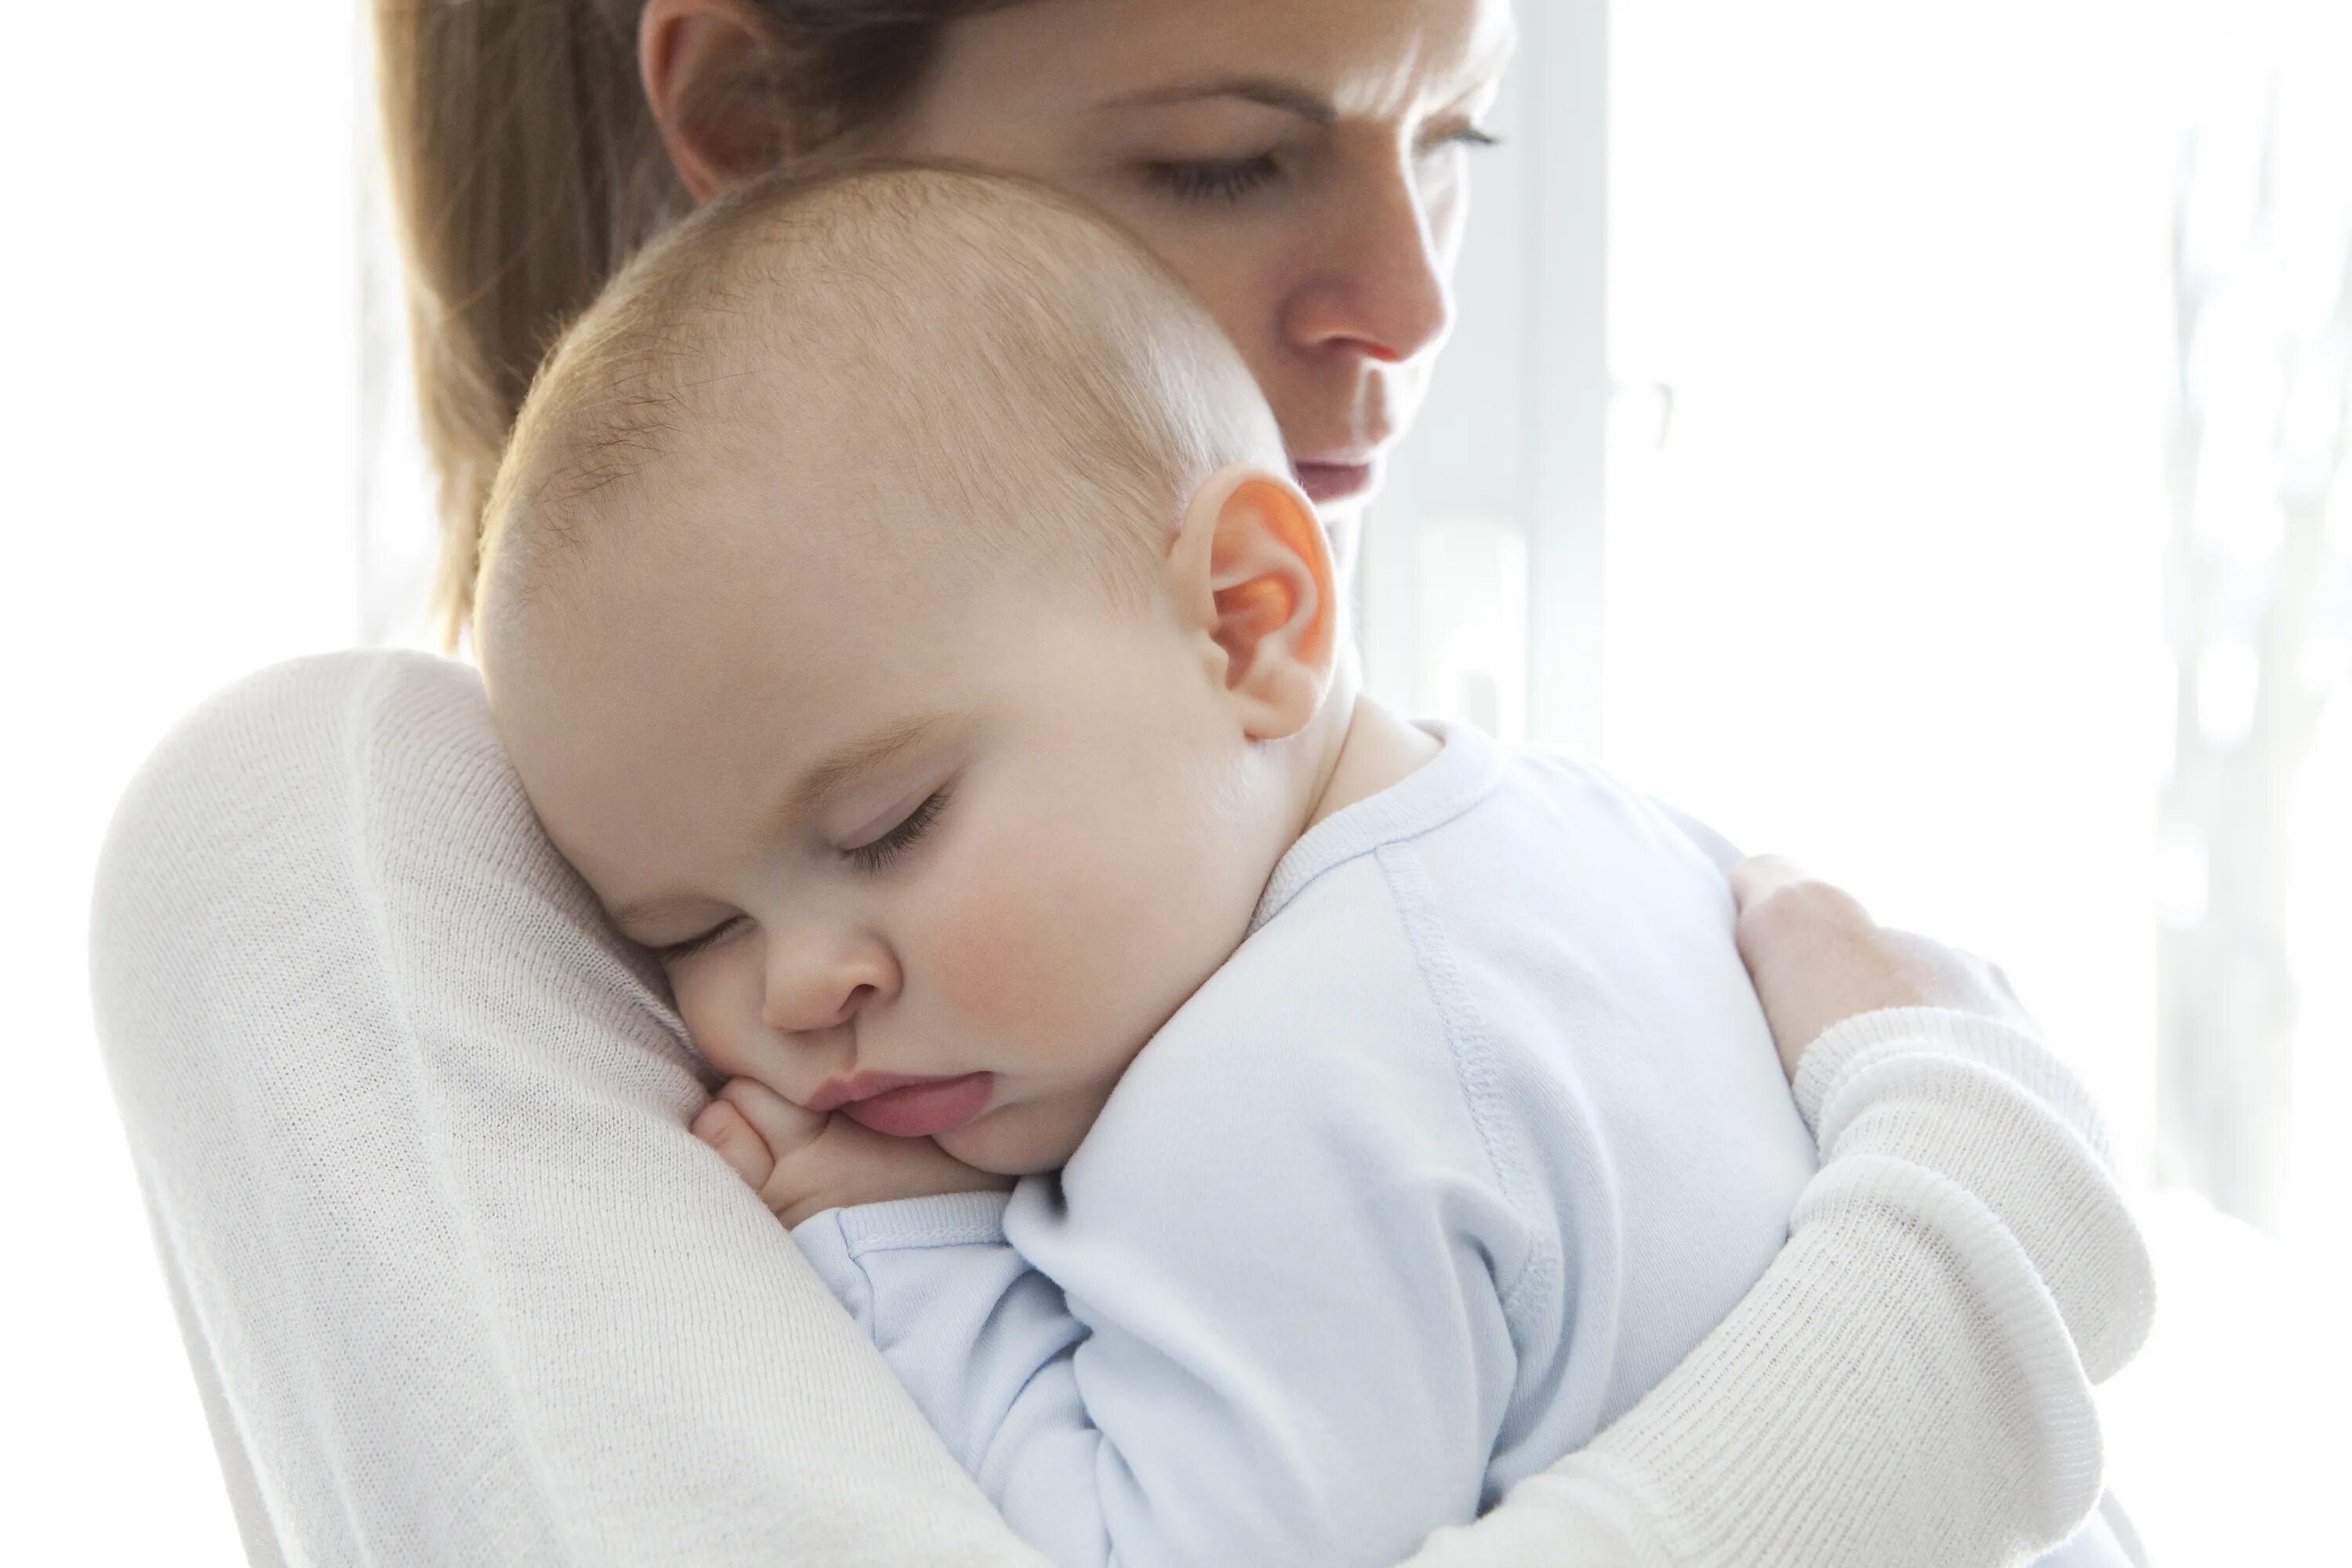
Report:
90,651,1043,1567
91,652,2152,1566
1409,1012,2151,1568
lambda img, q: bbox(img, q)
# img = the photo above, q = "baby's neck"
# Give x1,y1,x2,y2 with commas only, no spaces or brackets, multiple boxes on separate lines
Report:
1300,691,1442,833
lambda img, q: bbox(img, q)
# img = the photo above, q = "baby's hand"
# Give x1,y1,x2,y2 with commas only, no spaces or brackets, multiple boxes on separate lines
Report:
691,1077,1013,1227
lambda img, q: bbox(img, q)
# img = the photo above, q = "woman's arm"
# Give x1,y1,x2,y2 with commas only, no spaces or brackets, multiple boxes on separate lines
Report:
698,858,2153,1568
1401,869,2155,1568
93,653,2149,1566
89,651,1044,1567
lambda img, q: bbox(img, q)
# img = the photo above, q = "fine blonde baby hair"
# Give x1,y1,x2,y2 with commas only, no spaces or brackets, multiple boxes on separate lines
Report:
476,161,1282,642
374,0,1032,647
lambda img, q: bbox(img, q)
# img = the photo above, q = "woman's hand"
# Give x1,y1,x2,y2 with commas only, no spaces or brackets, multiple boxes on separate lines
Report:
691,1078,1014,1228
1728,855,2037,1080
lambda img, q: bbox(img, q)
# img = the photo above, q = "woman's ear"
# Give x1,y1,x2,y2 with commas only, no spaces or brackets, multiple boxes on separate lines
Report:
641,0,797,203
1166,466,1338,741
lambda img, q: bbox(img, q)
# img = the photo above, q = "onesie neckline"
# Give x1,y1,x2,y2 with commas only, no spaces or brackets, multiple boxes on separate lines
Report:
1248,718,1508,938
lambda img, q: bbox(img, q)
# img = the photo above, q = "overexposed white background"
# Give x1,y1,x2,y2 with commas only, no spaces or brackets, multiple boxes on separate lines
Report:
2,2,364,1557
5,1,2343,1560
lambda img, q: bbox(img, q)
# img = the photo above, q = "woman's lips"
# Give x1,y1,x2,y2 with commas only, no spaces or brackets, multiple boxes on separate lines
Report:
1292,458,1381,506
822,1072,996,1139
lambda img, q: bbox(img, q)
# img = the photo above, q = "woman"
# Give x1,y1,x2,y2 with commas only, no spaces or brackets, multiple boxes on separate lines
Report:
89,2,2149,1563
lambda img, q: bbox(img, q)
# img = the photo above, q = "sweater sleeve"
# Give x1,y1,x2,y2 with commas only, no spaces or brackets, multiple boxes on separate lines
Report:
89,652,1044,1568
1401,1007,2155,1568
93,654,2152,1568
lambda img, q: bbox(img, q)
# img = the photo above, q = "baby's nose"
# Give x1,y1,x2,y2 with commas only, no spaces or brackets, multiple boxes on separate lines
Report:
760,930,898,1036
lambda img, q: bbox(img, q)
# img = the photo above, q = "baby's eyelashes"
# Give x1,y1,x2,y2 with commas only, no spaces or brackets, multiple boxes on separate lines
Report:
843,783,955,875
653,914,748,963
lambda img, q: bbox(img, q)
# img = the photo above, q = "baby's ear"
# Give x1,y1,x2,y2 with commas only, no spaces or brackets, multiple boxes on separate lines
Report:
1165,465,1337,740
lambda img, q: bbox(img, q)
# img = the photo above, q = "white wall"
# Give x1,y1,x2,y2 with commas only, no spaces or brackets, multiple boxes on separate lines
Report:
0,4,363,1559
1601,2,2344,1558
1365,0,1612,754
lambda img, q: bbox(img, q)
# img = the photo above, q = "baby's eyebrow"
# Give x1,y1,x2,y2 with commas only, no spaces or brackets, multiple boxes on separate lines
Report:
780,714,955,829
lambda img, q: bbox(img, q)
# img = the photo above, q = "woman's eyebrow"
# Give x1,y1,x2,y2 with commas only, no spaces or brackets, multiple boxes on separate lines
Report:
1096,76,1338,127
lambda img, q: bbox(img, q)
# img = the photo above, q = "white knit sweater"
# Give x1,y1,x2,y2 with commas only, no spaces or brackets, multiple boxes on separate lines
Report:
88,651,2155,1567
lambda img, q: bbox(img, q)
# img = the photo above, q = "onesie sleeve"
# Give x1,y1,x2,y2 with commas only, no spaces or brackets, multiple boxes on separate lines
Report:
791,1187,1105,1568
793,908,1533,1568
1400,1007,2155,1568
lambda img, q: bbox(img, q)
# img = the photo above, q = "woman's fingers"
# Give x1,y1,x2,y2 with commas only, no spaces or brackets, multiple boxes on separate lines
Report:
1728,855,2037,1080
1730,858,1896,1073
1729,855,1876,943
1727,853,1838,914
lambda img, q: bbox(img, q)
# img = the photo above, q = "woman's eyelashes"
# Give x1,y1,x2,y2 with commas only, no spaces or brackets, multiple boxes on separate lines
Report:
1142,125,1500,205
1439,125,1502,154
1145,153,1282,205
844,783,953,874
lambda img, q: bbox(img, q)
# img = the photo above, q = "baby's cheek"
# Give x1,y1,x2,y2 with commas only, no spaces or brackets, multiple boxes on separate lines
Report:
918,818,1191,1058
920,858,1072,1030
670,945,771,1078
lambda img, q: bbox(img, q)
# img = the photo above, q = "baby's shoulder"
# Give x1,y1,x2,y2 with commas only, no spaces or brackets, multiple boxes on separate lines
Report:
1414,744,1740,956
1490,745,1732,872
1075,855,1497,1185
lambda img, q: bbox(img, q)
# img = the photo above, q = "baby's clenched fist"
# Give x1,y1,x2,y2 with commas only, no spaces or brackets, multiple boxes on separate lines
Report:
691,1076,1012,1227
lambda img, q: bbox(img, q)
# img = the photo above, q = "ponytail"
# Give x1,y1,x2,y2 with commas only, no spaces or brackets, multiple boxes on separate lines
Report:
374,0,684,644
375,0,1016,645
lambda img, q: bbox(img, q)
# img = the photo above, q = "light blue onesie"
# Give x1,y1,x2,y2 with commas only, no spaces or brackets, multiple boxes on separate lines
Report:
794,721,1828,1565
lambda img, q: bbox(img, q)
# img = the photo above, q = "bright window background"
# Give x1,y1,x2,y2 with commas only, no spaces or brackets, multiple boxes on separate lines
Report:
2,3,365,1559
1378,1,2348,1559
8,1,2343,1562
1597,3,2347,1559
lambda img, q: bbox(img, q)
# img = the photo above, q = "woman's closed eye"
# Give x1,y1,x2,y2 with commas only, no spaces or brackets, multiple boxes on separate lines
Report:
1430,124,1501,157
1145,152,1283,205
844,783,953,874
1144,125,1500,205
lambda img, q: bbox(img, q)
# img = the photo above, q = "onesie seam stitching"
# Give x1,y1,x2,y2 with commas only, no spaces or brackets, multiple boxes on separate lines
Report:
1372,839,1549,1315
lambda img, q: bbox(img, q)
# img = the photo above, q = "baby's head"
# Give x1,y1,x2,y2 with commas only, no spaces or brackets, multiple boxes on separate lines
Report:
480,165,1349,1174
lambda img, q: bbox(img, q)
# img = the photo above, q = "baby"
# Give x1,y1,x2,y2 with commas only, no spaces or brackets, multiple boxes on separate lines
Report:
476,166,2092,1566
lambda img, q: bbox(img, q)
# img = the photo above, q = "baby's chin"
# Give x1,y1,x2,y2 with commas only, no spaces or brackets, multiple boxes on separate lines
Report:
939,1087,1104,1177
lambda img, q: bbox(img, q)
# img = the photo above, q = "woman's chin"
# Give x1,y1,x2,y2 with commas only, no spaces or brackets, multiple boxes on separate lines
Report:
1292,458,1383,510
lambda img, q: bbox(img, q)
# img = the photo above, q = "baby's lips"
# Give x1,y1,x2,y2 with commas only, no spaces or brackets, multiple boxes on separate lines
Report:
834,1073,996,1139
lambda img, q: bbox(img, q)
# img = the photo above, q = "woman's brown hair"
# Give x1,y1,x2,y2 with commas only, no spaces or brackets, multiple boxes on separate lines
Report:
373,0,1013,643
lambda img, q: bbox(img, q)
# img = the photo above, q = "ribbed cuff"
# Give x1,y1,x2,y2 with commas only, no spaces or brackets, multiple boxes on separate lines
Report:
1795,1007,2101,1156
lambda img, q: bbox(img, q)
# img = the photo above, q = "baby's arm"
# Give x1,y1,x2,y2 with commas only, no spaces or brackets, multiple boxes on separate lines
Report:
771,1011,2151,1568
773,1039,1517,1568
711,858,2154,1568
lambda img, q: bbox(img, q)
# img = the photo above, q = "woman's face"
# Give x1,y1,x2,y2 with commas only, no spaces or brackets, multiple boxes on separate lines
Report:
884,0,1516,543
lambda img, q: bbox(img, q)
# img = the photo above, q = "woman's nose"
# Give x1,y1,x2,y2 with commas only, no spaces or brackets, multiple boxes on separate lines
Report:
760,924,900,1036
1284,159,1454,368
